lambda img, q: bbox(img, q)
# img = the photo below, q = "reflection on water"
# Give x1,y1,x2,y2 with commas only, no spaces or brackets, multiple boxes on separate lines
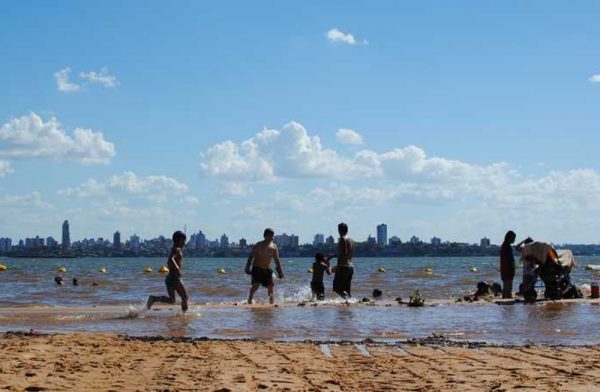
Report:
1,302,599,345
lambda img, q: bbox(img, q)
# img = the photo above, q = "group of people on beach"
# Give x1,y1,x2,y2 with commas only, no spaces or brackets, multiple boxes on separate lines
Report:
145,226,582,313
147,223,355,313
499,230,580,302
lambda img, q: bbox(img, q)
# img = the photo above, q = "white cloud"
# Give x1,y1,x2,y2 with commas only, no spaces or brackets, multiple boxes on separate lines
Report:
0,113,116,165
58,171,194,206
336,128,364,145
54,67,81,92
326,28,357,45
218,181,254,197
79,68,119,88
589,74,600,83
0,160,13,178
0,192,51,209
199,121,510,189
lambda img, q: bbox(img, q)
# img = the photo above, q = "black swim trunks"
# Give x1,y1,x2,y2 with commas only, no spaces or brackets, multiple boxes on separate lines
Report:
333,265,354,298
251,266,274,288
165,274,183,288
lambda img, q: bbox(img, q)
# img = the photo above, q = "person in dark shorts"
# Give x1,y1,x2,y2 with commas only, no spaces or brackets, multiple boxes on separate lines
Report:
333,222,355,298
245,228,284,304
146,231,189,313
311,253,334,301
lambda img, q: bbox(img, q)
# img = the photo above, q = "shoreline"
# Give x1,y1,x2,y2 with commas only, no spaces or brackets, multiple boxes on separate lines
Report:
2,332,599,391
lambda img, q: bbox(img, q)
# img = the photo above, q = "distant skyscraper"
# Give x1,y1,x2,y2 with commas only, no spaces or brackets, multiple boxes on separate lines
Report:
274,233,299,248
480,237,491,247
239,238,247,248
389,236,402,245
113,231,121,249
130,234,140,251
62,220,71,250
431,237,442,246
376,224,388,246
325,236,335,246
313,234,325,246
367,235,376,245
220,234,229,248
196,231,207,248
0,238,12,253
410,235,420,244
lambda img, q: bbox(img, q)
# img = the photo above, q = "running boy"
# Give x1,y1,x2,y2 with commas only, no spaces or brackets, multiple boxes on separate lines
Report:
245,228,284,304
147,230,189,312
311,253,334,301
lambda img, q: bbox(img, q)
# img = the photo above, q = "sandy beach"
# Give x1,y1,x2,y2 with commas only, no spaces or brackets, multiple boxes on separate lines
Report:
1,332,599,392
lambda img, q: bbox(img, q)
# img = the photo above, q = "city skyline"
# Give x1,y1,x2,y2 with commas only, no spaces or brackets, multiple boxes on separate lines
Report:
1,2,600,244
1,219,595,250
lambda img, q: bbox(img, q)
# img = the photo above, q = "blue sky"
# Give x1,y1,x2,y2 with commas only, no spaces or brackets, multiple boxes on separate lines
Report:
1,1,599,244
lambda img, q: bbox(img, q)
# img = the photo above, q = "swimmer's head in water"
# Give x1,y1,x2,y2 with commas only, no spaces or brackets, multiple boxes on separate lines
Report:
338,222,348,236
263,228,274,240
172,230,187,247
504,230,516,243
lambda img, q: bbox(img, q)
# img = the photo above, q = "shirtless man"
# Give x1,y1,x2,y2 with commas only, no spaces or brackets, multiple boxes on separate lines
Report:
245,228,284,304
333,222,355,298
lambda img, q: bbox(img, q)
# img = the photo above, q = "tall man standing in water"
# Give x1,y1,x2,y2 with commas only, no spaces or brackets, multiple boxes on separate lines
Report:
245,228,284,304
333,222,355,298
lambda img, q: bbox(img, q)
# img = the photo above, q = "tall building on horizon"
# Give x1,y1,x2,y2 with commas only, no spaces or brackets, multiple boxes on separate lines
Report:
376,224,388,247
313,234,325,246
220,234,229,248
113,231,121,250
61,220,70,250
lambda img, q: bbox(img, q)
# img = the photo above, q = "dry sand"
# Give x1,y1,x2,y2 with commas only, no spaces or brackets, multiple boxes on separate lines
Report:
1,332,599,391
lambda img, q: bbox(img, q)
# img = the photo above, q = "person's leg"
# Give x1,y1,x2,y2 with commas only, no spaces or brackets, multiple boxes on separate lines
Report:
502,280,513,298
317,282,325,301
147,286,176,309
268,281,275,304
248,283,260,304
174,280,189,312
345,267,354,297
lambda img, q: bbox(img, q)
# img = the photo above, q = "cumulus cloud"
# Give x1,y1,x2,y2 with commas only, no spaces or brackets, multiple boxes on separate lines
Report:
326,28,357,45
589,74,600,83
58,171,196,205
336,128,364,145
0,192,50,209
0,160,13,178
54,68,81,92
199,121,509,189
0,113,116,165
79,68,119,88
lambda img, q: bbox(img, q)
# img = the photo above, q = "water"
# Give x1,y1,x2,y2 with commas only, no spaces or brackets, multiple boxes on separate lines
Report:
1,256,599,344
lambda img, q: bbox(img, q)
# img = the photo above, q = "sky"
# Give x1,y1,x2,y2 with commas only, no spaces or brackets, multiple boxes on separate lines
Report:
1,1,599,245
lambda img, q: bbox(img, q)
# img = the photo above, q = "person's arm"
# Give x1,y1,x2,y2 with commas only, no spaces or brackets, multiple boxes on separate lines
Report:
245,246,255,275
321,261,331,275
274,247,284,279
515,237,532,252
169,249,182,275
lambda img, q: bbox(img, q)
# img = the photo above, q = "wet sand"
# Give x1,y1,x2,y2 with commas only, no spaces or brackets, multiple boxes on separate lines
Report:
1,332,599,391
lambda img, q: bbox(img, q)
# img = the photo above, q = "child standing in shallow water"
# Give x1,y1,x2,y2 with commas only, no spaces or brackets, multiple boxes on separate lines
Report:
311,253,334,301
147,231,189,313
